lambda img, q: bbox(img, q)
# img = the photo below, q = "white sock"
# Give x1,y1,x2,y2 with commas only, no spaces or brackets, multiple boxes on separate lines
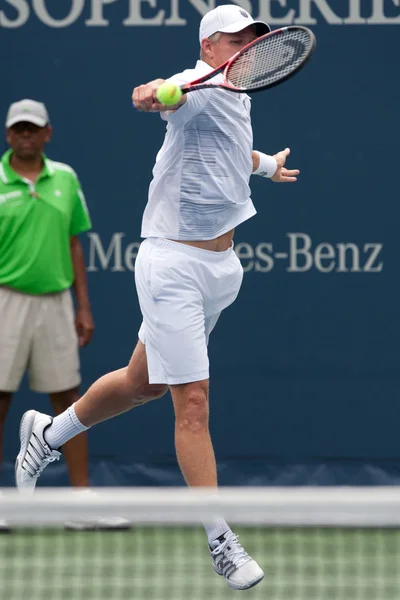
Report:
45,404,89,449
204,517,232,547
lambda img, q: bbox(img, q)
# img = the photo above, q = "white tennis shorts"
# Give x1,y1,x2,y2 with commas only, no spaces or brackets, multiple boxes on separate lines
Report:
0,286,81,393
135,238,243,385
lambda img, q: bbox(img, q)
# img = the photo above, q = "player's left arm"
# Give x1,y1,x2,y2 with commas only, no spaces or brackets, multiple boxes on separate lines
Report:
252,148,300,182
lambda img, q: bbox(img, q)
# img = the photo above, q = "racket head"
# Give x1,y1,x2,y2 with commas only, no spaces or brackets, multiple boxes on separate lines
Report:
182,26,316,94
224,26,316,93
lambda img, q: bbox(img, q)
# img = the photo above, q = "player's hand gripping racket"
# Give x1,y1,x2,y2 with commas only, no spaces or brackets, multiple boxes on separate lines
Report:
183,25,315,95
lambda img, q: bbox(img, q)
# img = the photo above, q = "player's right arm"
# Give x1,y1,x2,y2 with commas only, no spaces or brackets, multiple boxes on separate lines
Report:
132,79,187,112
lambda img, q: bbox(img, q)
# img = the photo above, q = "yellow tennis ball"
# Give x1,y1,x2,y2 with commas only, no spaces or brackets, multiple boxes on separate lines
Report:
156,82,182,106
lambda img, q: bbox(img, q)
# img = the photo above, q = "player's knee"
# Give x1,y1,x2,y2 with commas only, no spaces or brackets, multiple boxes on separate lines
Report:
145,384,168,401
133,383,168,406
178,391,209,433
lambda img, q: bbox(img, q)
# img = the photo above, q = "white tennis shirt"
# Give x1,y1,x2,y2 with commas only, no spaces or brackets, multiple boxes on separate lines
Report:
141,60,257,241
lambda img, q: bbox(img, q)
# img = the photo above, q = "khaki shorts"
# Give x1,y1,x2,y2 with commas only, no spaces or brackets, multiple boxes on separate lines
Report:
0,287,81,393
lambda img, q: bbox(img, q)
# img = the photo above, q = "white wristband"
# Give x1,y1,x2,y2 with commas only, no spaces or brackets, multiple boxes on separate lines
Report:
253,152,277,178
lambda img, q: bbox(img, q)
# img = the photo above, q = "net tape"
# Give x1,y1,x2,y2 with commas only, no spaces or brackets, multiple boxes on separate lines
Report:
2,487,400,527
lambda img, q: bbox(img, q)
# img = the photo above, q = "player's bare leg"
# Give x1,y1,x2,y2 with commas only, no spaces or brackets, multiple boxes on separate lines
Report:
170,379,216,487
15,341,168,492
73,341,167,427
170,379,264,589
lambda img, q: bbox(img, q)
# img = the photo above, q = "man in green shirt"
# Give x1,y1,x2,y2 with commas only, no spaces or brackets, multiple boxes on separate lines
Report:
0,99,94,500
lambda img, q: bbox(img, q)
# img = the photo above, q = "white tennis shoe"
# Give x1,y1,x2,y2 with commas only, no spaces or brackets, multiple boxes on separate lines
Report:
64,489,133,531
210,531,264,590
15,410,61,493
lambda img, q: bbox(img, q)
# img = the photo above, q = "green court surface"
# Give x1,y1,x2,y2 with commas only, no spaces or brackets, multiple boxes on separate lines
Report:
1,527,399,600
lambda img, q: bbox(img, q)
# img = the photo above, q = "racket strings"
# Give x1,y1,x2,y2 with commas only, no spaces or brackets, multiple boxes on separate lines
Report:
227,29,314,90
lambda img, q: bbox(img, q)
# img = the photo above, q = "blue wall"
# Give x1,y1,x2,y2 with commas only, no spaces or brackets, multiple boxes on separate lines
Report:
1,0,400,486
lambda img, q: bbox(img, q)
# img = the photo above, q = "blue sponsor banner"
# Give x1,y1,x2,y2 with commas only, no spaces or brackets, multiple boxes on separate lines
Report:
1,1,399,486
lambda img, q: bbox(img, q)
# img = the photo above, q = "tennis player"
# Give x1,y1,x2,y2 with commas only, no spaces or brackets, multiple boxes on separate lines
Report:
16,4,299,590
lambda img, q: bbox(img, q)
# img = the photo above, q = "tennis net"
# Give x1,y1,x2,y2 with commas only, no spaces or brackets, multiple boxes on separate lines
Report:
1,486,400,600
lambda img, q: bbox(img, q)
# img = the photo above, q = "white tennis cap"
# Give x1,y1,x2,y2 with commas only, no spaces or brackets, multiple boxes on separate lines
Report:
199,4,270,43
6,99,50,128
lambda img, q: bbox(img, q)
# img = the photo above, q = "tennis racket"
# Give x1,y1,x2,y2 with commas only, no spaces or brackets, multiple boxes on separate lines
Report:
182,26,316,95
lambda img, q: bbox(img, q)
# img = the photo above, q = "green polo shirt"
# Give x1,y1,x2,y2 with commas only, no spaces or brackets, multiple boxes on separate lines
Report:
0,149,92,294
